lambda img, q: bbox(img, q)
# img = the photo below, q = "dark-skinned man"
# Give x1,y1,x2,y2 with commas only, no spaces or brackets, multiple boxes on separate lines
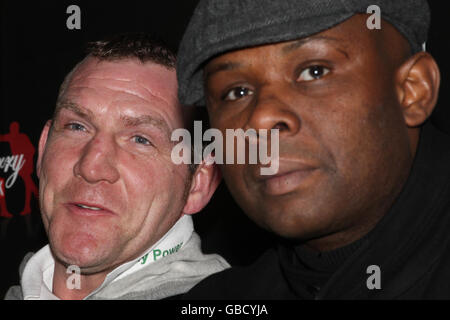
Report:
176,0,450,299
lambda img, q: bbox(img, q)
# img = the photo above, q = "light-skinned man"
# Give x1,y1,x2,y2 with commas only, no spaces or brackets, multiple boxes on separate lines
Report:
5,33,228,300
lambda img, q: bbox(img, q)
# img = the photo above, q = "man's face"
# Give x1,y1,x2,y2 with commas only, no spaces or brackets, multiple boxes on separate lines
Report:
204,15,414,249
38,58,190,272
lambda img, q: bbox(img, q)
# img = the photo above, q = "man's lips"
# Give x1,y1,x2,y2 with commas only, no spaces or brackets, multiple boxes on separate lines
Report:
65,202,116,217
254,161,319,196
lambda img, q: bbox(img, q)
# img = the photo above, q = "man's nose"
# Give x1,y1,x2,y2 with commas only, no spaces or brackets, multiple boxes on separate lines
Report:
244,87,300,135
73,134,120,184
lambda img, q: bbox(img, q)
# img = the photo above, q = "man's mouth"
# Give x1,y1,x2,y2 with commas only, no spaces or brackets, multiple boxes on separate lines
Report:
262,168,318,196
66,202,115,217
251,159,320,196
76,204,102,211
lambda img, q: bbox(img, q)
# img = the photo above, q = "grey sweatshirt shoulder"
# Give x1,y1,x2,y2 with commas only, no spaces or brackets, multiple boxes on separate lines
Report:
4,252,33,300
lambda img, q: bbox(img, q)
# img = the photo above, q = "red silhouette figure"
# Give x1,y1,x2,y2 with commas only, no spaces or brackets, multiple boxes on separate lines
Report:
0,177,13,218
0,121,39,217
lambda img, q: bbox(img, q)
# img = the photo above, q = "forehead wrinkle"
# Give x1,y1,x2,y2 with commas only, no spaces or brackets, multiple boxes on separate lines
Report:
74,74,175,109
125,84,174,109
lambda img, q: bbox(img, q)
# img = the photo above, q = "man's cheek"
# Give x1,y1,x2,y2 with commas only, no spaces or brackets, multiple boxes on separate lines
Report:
39,157,72,220
38,173,54,225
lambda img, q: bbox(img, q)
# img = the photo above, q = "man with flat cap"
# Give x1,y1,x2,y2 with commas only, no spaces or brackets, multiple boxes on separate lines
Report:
176,0,450,299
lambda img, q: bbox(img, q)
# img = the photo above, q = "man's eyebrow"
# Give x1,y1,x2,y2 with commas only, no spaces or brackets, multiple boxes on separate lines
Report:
282,35,349,59
54,100,94,120
120,114,171,138
204,61,242,81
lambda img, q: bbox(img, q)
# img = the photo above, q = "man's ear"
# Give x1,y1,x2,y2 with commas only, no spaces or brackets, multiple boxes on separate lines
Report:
395,52,440,127
182,155,222,215
36,120,52,177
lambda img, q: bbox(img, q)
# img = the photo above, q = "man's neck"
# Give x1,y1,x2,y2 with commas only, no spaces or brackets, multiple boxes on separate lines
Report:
52,261,107,300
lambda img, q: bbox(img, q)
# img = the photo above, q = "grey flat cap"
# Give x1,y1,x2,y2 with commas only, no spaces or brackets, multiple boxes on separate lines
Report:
177,0,430,106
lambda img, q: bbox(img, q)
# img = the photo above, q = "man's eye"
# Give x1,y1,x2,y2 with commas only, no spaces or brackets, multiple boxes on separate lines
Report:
222,86,254,101
298,65,330,81
65,123,86,131
133,136,152,146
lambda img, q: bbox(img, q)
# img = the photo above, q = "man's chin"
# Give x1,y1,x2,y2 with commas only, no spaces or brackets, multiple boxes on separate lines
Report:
249,203,337,241
49,236,116,273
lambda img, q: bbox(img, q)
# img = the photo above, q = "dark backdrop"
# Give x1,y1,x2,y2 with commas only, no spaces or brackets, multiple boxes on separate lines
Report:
1,0,449,298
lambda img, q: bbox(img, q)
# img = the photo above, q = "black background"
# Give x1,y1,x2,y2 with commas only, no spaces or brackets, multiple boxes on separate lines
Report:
0,0,449,298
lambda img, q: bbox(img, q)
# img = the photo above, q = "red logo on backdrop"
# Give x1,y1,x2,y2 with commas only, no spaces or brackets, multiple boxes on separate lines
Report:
0,121,39,218
0,177,10,218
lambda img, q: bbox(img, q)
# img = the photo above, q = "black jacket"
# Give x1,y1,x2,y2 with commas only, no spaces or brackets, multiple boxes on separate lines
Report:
184,122,450,299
